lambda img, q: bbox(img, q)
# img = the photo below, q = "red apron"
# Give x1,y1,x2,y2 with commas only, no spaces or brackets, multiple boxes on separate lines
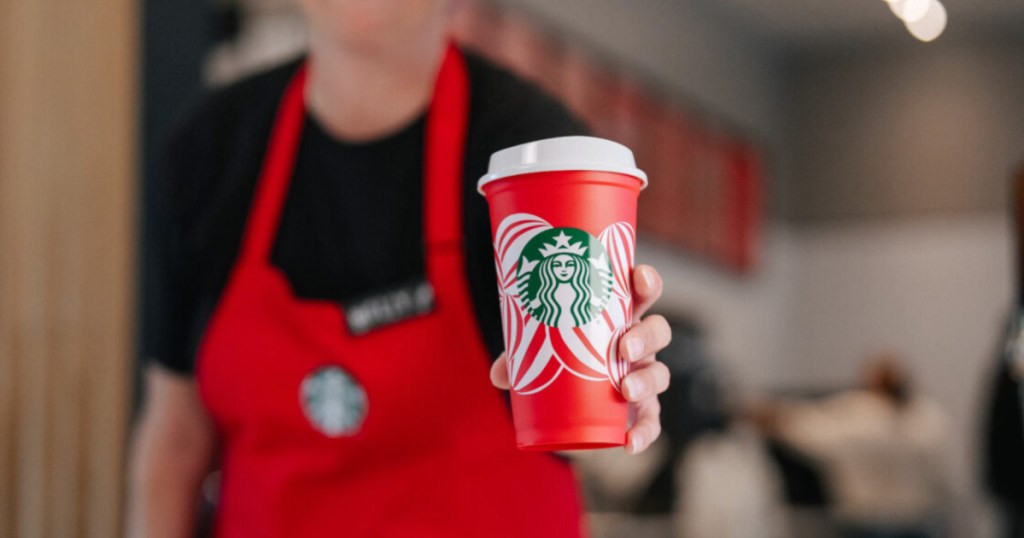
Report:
195,45,585,537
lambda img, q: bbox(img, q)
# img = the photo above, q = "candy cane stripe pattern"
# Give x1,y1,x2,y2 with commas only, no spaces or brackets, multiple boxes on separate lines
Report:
495,213,636,394
598,222,637,390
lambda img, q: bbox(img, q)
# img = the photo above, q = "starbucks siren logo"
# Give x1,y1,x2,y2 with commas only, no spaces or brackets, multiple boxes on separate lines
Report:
516,229,612,328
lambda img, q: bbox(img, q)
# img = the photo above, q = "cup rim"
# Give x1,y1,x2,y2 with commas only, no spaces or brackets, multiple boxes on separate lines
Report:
477,136,648,194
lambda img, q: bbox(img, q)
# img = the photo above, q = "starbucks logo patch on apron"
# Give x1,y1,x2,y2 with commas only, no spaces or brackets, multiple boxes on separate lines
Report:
300,365,368,437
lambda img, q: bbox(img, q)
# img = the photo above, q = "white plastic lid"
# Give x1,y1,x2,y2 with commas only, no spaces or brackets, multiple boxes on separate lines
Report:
477,136,648,193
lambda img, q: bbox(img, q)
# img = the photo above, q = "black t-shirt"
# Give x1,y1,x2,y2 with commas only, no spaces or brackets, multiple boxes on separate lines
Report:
145,51,587,374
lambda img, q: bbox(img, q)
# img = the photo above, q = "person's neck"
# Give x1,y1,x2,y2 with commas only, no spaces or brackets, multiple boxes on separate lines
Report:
305,31,447,142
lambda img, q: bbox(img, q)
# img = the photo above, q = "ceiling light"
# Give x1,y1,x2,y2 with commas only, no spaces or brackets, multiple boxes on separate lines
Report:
905,0,947,41
890,0,932,23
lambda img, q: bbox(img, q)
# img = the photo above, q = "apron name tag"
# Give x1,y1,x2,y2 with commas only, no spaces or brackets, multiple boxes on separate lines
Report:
343,279,436,336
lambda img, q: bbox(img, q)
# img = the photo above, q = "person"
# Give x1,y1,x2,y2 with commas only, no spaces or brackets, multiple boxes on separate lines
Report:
752,354,947,538
127,1,672,537
983,166,1024,538
983,313,1024,538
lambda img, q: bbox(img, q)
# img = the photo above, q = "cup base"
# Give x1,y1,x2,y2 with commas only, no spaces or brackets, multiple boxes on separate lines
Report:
515,425,626,451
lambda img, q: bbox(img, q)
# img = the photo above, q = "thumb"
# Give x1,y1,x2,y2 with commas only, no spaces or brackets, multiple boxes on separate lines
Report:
490,353,510,390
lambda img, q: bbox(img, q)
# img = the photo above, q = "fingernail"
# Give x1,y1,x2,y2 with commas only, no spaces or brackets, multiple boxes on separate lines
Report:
624,377,645,398
641,266,656,290
630,435,644,455
626,336,644,360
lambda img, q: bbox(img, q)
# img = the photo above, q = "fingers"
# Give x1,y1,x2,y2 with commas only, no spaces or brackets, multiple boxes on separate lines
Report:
621,360,670,402
620,314,672,364
490,353,510,390
631,265,663,319
625,397,662,455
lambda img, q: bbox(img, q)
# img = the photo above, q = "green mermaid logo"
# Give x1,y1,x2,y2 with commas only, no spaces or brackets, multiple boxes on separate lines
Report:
516,228,613,328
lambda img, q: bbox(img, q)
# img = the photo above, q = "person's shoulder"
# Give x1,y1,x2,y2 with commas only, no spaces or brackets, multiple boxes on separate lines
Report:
463,49,589,148
158,58,305,232
165,58,304,153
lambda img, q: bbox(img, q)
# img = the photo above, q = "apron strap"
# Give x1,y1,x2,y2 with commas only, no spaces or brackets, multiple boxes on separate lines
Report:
242,64,308,262
424,43,470,248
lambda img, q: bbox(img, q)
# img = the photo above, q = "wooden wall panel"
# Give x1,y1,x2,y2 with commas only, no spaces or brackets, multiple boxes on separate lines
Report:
0,0,137,536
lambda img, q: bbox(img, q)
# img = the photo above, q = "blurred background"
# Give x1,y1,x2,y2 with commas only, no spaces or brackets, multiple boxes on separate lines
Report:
2,0,1024,536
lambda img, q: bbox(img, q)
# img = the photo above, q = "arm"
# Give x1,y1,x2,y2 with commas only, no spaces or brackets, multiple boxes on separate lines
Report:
126,365,217,538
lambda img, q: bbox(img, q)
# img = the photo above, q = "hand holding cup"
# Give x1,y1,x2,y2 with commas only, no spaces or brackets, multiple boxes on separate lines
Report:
491,264,671,454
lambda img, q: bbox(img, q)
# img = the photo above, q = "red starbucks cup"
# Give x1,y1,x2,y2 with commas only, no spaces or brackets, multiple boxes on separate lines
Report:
478,136,648,450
